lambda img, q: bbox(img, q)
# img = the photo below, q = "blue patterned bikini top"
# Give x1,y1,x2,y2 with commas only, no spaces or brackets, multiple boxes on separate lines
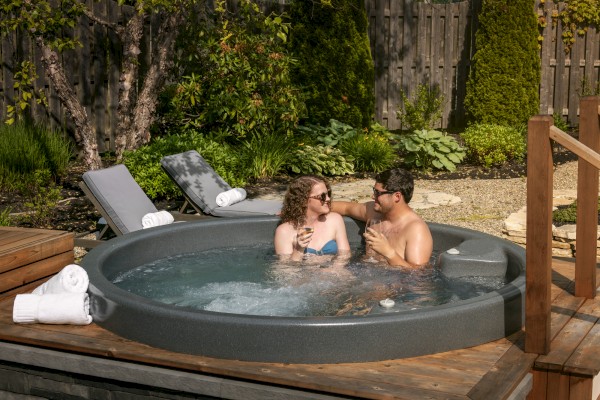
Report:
305,239,338,255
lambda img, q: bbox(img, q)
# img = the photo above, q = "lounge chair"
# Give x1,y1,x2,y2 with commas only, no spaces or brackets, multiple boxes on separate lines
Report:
80,164,170,239
160,150,282,217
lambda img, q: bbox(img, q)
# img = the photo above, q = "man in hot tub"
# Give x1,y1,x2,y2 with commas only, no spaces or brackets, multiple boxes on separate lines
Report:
331,168,433,268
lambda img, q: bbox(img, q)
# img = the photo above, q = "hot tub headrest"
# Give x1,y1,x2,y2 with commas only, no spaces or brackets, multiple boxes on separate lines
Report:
438,239,507,278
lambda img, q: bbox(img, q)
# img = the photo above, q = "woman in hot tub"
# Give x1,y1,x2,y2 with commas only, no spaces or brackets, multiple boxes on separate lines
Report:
275,175,350,262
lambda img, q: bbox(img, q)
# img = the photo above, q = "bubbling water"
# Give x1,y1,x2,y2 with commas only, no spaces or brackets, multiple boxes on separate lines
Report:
113,244,506,317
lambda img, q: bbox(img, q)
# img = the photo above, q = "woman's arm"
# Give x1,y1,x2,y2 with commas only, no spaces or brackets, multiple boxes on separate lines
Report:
274,223,310,261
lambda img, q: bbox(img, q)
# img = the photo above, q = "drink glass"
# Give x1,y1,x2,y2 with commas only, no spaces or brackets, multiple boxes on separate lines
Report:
365,218,381,262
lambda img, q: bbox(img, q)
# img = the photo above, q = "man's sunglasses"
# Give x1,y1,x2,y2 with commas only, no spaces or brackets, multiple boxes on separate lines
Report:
372,188,396,198
309,190,332,203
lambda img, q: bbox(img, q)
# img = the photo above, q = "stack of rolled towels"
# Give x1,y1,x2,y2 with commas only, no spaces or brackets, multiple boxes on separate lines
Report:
13,264,92,325
141,210,174,229
216,188,247,207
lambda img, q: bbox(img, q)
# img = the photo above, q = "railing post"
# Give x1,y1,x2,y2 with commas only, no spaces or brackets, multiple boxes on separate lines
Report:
575,96,600,298
526,115,554,355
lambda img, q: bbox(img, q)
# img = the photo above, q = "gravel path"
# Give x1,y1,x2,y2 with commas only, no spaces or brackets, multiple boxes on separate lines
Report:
414,161,582,237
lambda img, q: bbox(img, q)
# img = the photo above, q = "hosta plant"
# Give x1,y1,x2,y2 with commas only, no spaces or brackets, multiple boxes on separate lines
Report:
396,129,465,172
289,145,354,176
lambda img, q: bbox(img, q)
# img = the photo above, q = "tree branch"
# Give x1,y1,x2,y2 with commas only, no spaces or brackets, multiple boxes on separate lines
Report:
83,8,125,38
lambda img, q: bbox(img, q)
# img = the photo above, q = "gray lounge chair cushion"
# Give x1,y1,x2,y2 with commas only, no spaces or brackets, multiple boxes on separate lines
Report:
161,150,281,217
82,164,158,234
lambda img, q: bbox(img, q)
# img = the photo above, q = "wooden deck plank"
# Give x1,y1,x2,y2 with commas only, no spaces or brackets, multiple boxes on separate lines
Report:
565,312,600,376
0,251,73,293
0,229,73,273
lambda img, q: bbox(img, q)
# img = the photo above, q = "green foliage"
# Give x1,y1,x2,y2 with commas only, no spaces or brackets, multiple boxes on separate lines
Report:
296,119,358,146
5,61,48,125
288,0,374,127
240,133,292,179
396,129,465,172
464,0,540,127
553,198,600,225
340,132,397,173
0,207,11,226
551,0,600,52
0,121,72,188
13,170,62,228
289,144,354,176
123,131,248,200
396,83,444,131
460,124,526,167
162,0,304,140
553,112,569,133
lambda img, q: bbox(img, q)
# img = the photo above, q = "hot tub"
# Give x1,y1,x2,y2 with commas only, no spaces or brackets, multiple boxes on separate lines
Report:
81,217,525,363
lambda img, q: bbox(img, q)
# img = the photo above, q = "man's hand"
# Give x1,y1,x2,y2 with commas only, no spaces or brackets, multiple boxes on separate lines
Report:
363,228,395,260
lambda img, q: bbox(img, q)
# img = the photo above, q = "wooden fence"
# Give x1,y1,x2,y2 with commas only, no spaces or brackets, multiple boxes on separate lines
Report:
0,0,599,151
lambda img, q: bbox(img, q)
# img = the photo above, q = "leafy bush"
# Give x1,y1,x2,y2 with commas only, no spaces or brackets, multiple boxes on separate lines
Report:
464,0,540,126
159,0,305,139
553,198,600,225
296,119,358,146
240,133,293,179
460,124,526,167
289,0,374,127
0,207,11,226
0,121,73,188
396,83,444,131
12,170,62,228
340,132,397,173
123,131,248,200
396,129,465,172
553,112,569,133
289,144,354,176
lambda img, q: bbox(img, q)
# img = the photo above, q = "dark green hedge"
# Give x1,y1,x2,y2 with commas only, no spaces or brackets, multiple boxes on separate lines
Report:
464,0,540,126
289,0,374,128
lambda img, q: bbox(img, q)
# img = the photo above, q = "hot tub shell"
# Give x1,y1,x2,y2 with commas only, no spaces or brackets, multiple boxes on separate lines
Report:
81,217,525,364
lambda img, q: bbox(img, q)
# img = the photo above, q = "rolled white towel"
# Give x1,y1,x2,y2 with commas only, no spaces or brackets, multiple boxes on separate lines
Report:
13,293,93,325
32,264,89,295
216,188,247,207
141,210,174,229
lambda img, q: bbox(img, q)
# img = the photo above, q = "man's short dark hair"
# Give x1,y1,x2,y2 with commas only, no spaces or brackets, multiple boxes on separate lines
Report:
375,168,414,203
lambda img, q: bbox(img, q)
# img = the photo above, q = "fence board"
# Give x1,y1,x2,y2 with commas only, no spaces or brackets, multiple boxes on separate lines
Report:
0,0,598,150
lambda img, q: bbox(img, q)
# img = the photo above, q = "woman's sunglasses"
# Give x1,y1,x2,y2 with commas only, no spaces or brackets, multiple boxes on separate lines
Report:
308,190,332,204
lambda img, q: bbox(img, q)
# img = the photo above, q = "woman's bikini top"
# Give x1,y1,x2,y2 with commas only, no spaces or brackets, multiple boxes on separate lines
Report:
305,239,338,255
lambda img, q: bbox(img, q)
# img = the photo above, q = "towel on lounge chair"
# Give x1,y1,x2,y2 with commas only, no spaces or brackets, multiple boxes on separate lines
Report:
142,210,175,229
32,264,89,295
216,188,247,207
13,293,93,325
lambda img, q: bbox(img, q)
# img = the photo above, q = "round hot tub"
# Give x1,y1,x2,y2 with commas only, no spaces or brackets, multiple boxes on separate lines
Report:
81,216,525,363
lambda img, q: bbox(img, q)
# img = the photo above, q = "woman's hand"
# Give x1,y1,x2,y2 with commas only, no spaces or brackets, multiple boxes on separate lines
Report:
294,229,313,252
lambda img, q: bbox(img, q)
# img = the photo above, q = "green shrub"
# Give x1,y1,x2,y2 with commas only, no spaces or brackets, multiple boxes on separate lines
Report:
296,119,358,147
396,129,465,172
123,131,248,200
553,112,569,132
289,0,374,127
159,0,305,139
13,170,62,228
553,198,600,225
289,144,354,176
396,83,444,131
240,133,292,179
0,207,11,226
460,124,526,167
464,0,540,126
0,121,73,188
340,132,397,173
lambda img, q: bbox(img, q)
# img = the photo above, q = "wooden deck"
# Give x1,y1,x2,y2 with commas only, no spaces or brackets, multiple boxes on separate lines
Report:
1,228,599,399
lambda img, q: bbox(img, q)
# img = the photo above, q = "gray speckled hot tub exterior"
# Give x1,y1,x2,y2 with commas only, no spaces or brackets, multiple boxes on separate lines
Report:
81,216,525,364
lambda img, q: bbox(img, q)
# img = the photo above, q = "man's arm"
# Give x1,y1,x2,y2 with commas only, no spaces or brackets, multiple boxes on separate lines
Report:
331,201,371,222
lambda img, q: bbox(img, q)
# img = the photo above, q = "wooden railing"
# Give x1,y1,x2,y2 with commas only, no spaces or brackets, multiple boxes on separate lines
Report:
526,96,600,355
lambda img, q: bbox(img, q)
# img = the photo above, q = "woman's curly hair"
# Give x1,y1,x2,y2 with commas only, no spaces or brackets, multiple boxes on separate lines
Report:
279,175,331,228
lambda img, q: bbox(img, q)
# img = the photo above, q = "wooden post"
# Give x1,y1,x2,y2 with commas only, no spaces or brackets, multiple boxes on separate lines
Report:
526,115,554,355
575,96,600,298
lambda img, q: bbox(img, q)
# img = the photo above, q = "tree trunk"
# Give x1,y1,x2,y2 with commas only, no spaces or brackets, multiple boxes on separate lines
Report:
129,11,183,149
34,36,102,170
114,9,145,160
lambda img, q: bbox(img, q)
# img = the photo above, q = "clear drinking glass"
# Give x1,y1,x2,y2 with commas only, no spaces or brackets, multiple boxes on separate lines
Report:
365,218,381,262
